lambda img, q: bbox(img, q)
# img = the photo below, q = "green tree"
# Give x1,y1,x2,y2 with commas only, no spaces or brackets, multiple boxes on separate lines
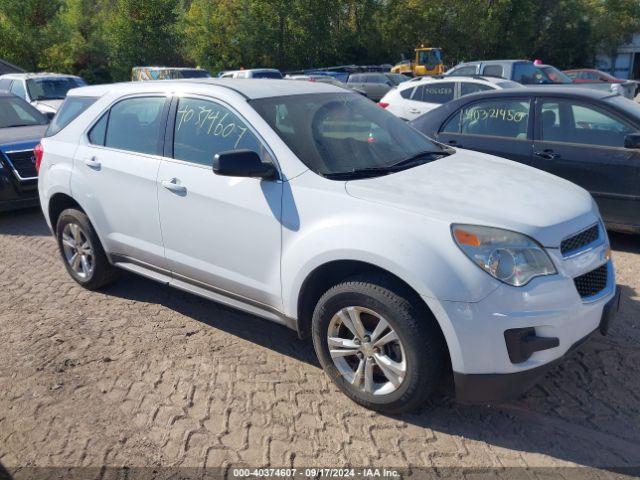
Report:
0,0,62,70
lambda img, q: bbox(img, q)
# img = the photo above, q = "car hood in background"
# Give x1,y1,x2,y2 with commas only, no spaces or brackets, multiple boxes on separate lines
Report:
0,125,48,145
345,149,597,247
32,99,64,112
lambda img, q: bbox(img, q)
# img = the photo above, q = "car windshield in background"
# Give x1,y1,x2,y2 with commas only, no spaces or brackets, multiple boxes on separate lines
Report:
251,92,447,178
252,71,283,79
384,73,409,85
178,69,211,79
0,96,48,128
540,66,573,84
26,77,84,101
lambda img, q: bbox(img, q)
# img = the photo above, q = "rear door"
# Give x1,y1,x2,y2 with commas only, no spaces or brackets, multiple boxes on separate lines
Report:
532,97,640,228
72,95,169,267
435,96,534,165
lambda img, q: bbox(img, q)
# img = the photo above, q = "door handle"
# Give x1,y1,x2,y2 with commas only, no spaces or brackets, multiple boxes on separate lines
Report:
84,157,101,169
161,178,187,194
408,109,422,114
534,150,561,160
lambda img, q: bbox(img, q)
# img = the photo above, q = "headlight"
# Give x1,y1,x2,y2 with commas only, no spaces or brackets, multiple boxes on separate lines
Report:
452,224,556,286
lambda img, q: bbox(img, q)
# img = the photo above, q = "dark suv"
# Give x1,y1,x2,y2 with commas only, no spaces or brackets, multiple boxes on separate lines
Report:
0,92,49,212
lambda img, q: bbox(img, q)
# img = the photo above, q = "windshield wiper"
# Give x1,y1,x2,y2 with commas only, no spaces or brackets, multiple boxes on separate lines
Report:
323,150,449,180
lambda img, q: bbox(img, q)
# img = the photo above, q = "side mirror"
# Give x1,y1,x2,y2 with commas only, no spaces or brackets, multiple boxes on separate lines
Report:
212,149,277,179
624,133,640,149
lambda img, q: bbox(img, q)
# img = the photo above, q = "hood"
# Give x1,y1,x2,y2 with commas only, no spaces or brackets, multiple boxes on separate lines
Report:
345,149,598,247
33,99,64,112
0,125,47,145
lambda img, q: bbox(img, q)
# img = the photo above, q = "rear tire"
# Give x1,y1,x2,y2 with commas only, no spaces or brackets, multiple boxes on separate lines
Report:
56,208,117,290
312,274,445,413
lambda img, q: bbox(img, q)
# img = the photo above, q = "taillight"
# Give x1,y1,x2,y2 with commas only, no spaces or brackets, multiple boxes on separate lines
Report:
379,102,389,108
34,143,44,174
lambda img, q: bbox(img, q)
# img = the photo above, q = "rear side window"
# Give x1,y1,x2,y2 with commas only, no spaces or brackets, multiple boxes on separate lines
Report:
0,79,11,90
415,83,455,103
461,99,530,138
103,97,166,155
45,97,97,137
10,80,26,99
88,113,108,145
400,87,415,99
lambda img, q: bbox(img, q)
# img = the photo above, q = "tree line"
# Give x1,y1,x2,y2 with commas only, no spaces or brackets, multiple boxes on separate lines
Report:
1,0,639,84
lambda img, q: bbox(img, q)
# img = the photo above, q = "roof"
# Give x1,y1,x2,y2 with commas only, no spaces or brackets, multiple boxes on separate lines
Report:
458,59,530,65
68,78,348,100
0,72,81,80
406,75,521,88
133,66,206,71
468,86,615,99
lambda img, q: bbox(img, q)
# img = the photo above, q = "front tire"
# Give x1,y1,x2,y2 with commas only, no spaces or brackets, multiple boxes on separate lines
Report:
312,275,445,413
56,208,117,290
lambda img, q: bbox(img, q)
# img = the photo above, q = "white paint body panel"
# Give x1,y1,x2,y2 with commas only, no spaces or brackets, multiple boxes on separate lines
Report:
38,79,616,378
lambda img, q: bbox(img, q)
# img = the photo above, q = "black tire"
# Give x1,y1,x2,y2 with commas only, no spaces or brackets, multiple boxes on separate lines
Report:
312,274,445,414
56,208,118,290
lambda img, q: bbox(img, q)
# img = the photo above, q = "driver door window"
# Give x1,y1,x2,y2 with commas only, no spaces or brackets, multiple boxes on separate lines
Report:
172,97,261,165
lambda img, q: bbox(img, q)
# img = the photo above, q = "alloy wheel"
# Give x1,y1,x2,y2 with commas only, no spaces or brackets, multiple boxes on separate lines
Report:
327,306,407,395
61,223,95,280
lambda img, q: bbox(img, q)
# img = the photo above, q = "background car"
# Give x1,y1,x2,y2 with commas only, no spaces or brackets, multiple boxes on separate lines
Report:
410,87,640,233
0,73,86,117
131,66,211,81
446,60,637,99
286,74,367,95
0,92,49,211
218,68,283,79
565,68,639,98
346,72,396,101
380,75,521,121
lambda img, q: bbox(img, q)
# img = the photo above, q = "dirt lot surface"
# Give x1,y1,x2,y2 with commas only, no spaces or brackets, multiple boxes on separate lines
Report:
0,209,639,476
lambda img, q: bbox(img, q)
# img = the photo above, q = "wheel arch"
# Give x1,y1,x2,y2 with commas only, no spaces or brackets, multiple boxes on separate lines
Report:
48,192,85,233
295,259,453,371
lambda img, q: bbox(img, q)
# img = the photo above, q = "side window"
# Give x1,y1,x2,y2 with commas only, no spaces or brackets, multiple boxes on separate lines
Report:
418,82,455,103
460,82,493,97
400,87,414,99
173,97,262,166
88,113,108,145
104,97,166,155
10,80,26,100
0,79,11,90
461,99,530,139
449,66,478,76
540,100,634,147
482,65,503,77
441,111,461,133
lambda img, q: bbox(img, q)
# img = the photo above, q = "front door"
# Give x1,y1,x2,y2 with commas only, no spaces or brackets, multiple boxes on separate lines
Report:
71,95,169,267
532,98,640,229
436,97,533,166
157,96,283,308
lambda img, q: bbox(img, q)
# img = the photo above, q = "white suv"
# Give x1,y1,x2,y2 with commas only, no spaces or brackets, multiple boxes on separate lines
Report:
38,79,619,413
380,76,521,121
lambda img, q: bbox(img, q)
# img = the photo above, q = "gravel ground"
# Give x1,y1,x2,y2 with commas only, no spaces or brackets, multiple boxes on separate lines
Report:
0,208,638,477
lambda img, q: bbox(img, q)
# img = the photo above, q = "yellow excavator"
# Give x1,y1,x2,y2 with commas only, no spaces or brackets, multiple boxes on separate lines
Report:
390,45,444,77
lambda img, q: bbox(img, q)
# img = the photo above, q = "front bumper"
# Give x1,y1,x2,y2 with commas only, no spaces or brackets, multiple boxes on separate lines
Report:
454,287,620,404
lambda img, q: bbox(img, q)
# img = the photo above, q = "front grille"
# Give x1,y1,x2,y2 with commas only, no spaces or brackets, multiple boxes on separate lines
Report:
4,150,38,180
574,263,608,298
561,224,600,256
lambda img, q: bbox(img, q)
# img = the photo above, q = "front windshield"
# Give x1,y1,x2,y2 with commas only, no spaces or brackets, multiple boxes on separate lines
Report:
0,96,48,128
250,92,445,177
26,77,84,101
540,66,573,84
417,49,441,68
